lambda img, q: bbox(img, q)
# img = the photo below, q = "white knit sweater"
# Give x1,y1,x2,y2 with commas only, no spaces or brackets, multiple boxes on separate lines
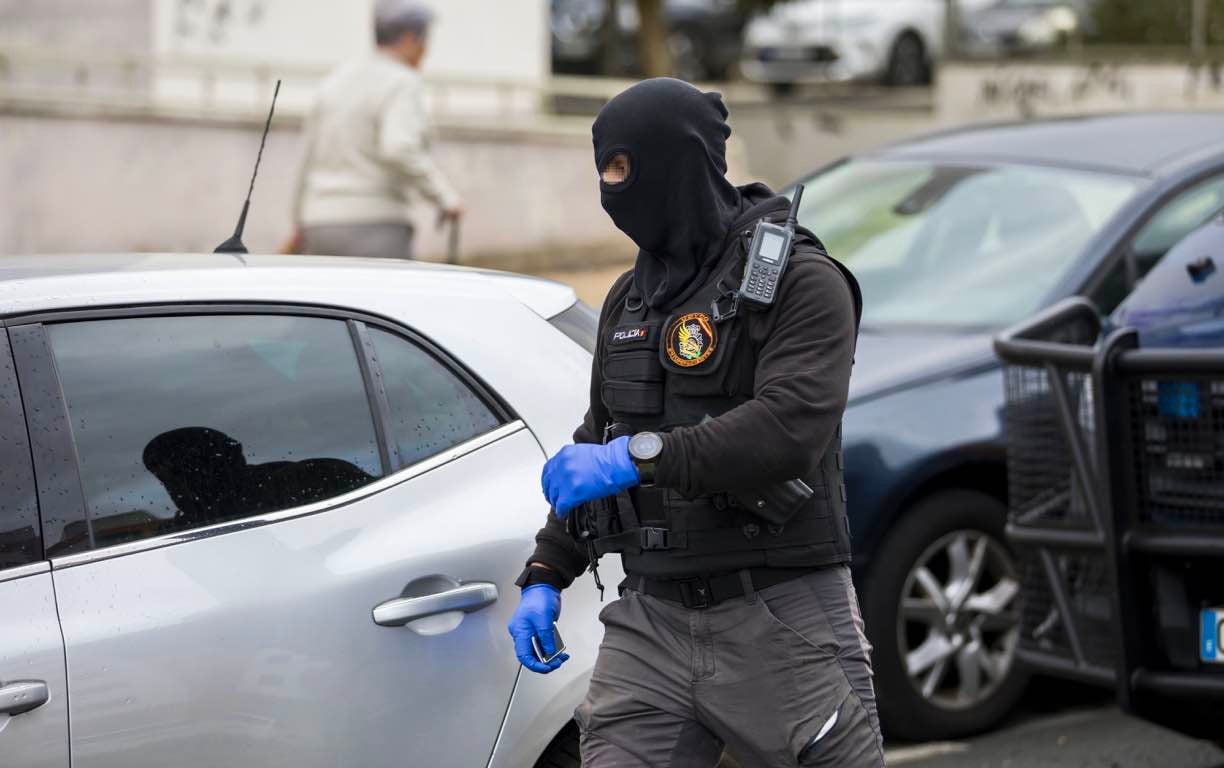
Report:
292,51,460,227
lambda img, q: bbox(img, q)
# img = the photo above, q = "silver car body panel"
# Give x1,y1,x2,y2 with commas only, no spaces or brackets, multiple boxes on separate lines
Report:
54,427,539,767
0,254,620,767
0,570,70,768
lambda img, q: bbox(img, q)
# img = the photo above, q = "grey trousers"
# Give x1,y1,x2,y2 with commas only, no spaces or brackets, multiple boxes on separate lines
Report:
576,567,885,768
300,222,415,260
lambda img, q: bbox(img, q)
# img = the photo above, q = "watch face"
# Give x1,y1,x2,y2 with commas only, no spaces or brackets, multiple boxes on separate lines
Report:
630,431,663,461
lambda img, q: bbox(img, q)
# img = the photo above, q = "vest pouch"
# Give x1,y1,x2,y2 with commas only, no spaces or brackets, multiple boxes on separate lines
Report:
602,320,666,416
604,349,664,383
733,478,817,527
601,380,664,415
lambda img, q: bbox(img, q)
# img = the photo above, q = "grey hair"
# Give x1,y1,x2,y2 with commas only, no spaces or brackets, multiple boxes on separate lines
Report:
374,0,434,45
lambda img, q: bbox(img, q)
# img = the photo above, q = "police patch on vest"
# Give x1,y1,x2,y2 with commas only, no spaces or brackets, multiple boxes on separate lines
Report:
666,312,716,367
612,326,649,344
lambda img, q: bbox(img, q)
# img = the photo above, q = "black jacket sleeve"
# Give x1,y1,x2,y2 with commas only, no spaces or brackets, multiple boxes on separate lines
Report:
519,272,634,589
654,255,857,496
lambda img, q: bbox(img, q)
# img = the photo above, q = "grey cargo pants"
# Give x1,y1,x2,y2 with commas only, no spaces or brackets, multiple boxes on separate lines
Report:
575,567,885,768
300,222,415,260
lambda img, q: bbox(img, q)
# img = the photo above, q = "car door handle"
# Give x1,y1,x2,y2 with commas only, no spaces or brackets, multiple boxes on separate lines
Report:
372,582,499,627
0,680,49,716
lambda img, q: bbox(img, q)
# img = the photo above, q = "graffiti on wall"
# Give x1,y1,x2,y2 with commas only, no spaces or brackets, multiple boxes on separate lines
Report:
978,62,1134,118
972,60,1224,119
174,0,269,45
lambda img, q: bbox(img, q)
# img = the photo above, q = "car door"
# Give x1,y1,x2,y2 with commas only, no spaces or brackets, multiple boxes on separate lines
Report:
1089,171,1224,313
11,309,538,768
0,328,69,768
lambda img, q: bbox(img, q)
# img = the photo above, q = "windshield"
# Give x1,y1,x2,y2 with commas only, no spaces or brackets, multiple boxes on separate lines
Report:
795,159,1141,329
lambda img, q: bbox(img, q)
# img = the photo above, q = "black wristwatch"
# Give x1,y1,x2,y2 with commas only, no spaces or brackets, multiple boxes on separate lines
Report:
628,431,663,486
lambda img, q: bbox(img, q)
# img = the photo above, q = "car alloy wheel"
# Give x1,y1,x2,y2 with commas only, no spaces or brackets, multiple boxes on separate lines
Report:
898,529,1021,711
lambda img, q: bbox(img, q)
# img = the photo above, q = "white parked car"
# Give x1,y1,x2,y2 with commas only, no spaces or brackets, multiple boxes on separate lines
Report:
0,254,618,768
741,0,990,88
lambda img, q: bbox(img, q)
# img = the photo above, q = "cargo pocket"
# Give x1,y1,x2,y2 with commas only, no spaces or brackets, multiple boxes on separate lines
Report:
757,577,839,659
796,689,883,767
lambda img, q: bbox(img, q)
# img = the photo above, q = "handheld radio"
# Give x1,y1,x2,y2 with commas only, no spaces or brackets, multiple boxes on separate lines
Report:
738,185,804,308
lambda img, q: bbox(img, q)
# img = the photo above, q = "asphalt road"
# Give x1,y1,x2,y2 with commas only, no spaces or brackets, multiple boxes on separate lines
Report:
882,676,1223,768
889,707,1223,768
715,678,1224,768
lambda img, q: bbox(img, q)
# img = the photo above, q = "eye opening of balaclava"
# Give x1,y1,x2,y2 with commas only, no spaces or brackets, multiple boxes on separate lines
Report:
599,149,634,190
593,78,744,310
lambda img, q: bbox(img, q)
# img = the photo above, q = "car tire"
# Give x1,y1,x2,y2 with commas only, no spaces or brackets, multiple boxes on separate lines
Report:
884,31,929,87
862,489,1029,741
535,722,582,768
668,29,707,83
768,81,797,98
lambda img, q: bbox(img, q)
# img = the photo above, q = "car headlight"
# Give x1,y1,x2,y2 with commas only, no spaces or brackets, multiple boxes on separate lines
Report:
834,13,879,31
1019,7,1078,45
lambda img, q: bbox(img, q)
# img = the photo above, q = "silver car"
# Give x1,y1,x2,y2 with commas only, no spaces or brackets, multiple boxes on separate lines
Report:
0,253,618,768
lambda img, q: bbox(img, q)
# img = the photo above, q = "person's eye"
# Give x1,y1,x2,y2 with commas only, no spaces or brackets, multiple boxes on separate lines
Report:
601,154,630,185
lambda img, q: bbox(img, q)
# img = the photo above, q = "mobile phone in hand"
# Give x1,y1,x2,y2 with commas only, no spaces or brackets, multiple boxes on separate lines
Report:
531,624,566,664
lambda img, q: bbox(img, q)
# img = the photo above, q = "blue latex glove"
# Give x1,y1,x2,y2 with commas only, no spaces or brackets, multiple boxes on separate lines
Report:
540,436,639,519
508,584,569,674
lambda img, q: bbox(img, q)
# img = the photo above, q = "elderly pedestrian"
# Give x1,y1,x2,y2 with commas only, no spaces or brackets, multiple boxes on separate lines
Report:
286,0,461,259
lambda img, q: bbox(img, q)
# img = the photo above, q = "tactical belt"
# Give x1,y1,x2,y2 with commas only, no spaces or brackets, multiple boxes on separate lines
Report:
590,510,835,557
622,567,817,610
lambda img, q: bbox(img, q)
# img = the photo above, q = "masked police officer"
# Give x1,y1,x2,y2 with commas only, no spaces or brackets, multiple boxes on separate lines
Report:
508,78,884,768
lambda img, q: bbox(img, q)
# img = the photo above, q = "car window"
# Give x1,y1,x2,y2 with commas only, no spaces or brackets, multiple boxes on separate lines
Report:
1113,214,1224,348
1094,173,1224,313
795,159,1140,328
1132,174,1224,271
46,315,383,553
368,328,502,468
548,300,599,353
0,333,40,571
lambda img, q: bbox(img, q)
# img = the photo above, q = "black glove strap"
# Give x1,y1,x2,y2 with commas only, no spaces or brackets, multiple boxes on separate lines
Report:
515,565,566,591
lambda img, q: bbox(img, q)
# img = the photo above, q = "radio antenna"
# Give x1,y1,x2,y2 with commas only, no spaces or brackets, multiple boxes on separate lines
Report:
786,184,804,229
215,79,281,254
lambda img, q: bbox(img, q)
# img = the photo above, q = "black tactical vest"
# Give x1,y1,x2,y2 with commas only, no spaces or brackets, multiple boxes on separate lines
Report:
577,218,861,579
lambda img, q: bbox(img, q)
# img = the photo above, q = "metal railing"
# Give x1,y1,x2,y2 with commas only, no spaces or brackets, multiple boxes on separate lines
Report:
995,297,1224,733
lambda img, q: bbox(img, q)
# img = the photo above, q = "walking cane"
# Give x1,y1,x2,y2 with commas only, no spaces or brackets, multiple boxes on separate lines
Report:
446,216,461,264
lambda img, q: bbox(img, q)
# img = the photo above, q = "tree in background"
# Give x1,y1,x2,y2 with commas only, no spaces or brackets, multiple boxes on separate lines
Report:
634,0,784,78
1091,0,1224,47
637,0,672,78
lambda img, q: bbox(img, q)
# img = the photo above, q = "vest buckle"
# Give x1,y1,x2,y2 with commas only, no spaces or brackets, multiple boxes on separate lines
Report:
711,291,739,324
639,527,672,550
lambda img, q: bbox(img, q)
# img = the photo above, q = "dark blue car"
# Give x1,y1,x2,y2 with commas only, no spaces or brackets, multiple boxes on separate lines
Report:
788,113,1224,739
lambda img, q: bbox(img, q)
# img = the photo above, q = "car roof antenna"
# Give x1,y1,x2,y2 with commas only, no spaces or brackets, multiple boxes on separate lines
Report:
215,79,281,255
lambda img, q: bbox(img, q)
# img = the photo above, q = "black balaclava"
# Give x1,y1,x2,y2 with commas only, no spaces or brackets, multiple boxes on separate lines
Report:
593,78,744,310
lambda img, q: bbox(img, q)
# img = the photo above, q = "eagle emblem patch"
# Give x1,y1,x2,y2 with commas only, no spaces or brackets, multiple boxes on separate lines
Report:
666,312,716,367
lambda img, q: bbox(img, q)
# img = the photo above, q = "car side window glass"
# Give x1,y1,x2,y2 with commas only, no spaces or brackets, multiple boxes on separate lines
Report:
368,328,502,467
47,315,383,553
1132,174,1224,279
1094,174,1224,313
0,332,40,570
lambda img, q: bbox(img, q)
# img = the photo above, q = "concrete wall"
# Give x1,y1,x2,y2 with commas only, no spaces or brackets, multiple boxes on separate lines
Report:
938,60,1224,125
0,0,150,51
0,111,626,265
150,0,549,116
